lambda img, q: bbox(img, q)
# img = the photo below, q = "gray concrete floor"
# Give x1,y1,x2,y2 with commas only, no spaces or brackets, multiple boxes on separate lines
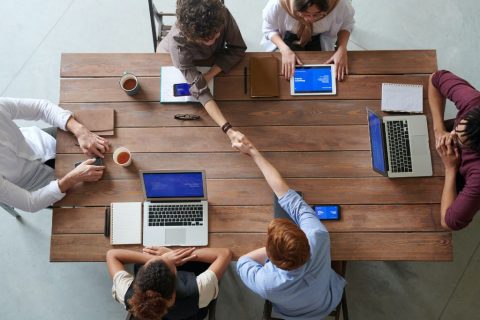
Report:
0,0,479,319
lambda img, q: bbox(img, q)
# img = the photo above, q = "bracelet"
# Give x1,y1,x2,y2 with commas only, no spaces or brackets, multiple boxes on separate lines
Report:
221,122,233,134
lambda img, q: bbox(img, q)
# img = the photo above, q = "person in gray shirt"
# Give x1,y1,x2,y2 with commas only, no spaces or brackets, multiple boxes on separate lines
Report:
158,0,247,146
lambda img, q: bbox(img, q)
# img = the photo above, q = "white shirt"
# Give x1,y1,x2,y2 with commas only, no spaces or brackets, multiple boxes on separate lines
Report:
261,0,355,51
0,98,72,212
111,269,219,309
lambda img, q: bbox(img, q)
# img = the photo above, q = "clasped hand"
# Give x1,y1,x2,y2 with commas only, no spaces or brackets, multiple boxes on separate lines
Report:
76,127,110,158
143,246,197,266
435,131,461,170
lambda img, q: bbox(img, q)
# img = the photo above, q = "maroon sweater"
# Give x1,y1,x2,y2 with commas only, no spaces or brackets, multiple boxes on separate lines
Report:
432,70,480,230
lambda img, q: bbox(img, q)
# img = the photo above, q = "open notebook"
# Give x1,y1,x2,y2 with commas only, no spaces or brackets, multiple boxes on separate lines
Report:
160,66,214,103
110,202,142,245
381,83,423,113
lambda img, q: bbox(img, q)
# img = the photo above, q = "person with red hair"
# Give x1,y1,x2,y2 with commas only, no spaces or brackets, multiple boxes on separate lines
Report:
234,136,345,319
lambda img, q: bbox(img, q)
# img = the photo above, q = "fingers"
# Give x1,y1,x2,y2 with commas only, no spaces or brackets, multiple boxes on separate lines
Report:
180,254,197,264
142,247,158,255
296,56,303,66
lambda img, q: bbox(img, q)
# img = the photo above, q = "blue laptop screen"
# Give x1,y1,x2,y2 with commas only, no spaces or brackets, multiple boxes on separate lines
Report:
293,66,333,93
143,172,204,199
368,110,387,174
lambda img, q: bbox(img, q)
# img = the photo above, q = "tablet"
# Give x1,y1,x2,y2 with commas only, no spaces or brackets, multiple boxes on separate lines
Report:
290,64,336,96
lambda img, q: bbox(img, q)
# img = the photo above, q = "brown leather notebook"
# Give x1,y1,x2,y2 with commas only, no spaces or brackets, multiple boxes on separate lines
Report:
249,56,279,98
74,109,115,136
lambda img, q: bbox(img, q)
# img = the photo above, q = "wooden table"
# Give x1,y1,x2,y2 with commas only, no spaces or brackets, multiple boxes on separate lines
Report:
51,51,452,262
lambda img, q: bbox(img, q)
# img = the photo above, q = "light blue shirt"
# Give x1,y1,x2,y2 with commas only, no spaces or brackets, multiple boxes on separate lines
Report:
237,189,346,320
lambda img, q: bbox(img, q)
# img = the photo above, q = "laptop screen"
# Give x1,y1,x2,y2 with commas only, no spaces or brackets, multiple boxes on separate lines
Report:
142,172,205,199
293,65,333,93
367,110,387,175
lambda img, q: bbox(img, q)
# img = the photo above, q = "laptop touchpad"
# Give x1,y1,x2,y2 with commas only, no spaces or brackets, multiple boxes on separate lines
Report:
165,229,186,245
411,136,428,155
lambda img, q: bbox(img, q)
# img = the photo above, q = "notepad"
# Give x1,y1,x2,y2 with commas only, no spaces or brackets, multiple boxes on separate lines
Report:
381,83,423,113
110,202,142,245
160,66,214,103
250,56,279,98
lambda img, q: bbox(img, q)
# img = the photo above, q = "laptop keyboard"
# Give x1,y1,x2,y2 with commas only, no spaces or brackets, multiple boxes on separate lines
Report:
148,204,204,227
386,120,413,173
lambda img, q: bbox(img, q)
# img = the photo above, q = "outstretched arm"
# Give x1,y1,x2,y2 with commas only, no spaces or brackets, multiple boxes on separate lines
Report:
232,136,289,198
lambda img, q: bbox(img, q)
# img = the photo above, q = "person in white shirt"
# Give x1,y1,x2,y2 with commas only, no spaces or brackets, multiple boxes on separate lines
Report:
107,246,232,320
0,97,109,212
262,0,355,80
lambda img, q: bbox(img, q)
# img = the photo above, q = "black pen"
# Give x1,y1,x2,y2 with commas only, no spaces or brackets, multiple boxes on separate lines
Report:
104,206,111,237
244,66,247,95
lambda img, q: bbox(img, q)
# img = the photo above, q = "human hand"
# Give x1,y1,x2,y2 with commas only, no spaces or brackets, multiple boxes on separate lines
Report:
280,48,302,79
76,127,110,158
325,46,348,81
232,135,257,156
142,246,172,256
434,129,451,147
68,158,105,183
160,248,197,266
227,129,246,146
436,135,460,170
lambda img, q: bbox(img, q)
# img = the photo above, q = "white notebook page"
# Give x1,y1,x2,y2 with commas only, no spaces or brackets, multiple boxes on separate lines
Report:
111,202,142,245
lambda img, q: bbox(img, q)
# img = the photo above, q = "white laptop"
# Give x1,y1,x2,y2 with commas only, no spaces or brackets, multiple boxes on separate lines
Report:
366,108,432,178
290,64,336,96
140,170,208,246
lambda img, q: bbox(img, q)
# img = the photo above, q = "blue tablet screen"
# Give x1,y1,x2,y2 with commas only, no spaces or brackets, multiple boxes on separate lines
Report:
143,172,204,198
293,66,333,93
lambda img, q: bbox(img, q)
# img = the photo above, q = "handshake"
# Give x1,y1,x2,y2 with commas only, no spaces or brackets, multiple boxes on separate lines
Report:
227,130,258,157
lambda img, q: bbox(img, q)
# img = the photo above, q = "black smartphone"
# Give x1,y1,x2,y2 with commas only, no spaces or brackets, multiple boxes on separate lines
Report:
311,205,341,220
173,83,191,96
74,157,103,168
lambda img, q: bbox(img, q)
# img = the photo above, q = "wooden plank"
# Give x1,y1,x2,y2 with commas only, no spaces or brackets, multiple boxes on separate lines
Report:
60,100,435,127
55,150,444,179
54,177,444,207
56,126,370,153
51,204,442,235
50,231,452,262
59,75,429,103
60,51,436,78
214,75,429,101
52,207,106,234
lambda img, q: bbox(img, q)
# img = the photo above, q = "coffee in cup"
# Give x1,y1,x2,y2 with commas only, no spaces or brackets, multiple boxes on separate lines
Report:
119,72,140,96
113,147,132,167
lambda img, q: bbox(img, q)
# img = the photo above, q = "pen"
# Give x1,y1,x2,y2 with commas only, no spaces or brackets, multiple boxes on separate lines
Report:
244,66,247,95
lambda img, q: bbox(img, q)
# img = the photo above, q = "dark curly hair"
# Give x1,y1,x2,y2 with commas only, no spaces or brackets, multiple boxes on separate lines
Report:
129,260,176,320
176,0,226,41
461,108,480,154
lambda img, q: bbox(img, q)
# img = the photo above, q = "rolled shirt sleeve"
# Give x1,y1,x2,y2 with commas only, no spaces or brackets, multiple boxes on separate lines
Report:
213,10,246,74
0,176,65,212
111,270,134,307
278,189,327,232
262,0,282,42
236,257,268,299
196,269,219,308
338,0,355,33
0,98,72,130
431,70,480,114
445,174,480,230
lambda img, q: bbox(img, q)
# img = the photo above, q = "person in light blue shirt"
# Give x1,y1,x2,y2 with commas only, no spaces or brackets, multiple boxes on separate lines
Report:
233,135,346,320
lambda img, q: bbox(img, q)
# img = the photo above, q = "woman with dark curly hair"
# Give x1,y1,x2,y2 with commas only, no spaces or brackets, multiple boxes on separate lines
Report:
107,246,232,319
158,0,247,147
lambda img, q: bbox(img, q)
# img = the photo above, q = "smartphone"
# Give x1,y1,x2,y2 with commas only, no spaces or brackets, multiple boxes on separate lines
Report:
312,205,341,220
173,83,191,96
74,157,103,168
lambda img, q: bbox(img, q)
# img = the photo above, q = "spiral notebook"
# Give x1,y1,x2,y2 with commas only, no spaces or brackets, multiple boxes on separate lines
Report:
110,202,142,245
381,83,423,113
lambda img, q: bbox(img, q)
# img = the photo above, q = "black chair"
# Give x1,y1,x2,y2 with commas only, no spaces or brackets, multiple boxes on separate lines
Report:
147,0,224,52
125,261,218,320
263,261,349,320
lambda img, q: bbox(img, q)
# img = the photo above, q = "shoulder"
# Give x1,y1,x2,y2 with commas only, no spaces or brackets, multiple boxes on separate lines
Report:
263,0,285,16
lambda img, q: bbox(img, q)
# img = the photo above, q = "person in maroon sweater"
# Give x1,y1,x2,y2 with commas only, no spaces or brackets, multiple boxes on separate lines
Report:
429,70,480,230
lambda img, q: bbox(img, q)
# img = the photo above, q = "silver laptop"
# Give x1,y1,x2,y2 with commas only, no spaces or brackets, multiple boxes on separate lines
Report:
140,170,208,246
366,108,432,178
